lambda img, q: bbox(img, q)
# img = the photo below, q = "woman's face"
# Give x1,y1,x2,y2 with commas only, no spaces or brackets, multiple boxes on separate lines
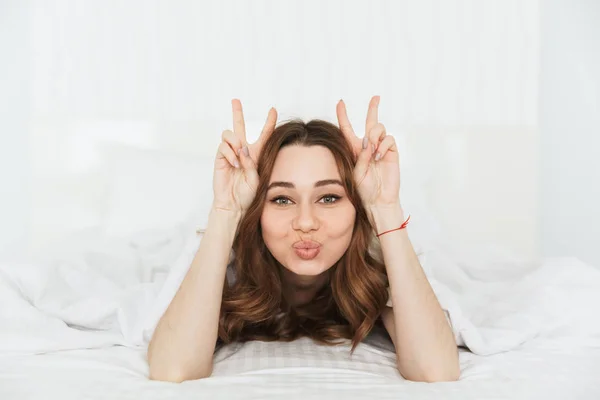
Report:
261,145,356,279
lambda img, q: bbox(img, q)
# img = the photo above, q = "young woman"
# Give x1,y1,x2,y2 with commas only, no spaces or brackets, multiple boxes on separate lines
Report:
147,96,459,383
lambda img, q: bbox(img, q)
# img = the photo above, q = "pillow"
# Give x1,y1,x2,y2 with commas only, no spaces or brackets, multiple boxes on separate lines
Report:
101,144,215,238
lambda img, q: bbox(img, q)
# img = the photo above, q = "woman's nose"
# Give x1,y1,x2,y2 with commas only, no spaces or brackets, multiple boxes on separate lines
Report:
293,203,320,232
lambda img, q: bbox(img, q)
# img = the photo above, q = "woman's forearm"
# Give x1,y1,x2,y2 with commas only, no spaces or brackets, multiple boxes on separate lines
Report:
147,206,241,382
370,203,460,382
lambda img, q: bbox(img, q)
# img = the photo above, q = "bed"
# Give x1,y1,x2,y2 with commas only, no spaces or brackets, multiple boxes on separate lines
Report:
1,222,599,399
2,340,599,398
2,130,598,398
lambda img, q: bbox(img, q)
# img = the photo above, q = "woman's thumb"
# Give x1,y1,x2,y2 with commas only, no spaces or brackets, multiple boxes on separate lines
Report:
354,137,372,181
238,145,258,180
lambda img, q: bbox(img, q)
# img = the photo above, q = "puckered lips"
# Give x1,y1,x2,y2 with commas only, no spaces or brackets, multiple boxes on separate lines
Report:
292,240,321,260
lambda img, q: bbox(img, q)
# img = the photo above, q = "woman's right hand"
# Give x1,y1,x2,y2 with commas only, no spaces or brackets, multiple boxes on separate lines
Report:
213,99,278,214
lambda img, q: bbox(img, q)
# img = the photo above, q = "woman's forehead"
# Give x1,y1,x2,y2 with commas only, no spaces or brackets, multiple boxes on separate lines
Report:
269,145,341,184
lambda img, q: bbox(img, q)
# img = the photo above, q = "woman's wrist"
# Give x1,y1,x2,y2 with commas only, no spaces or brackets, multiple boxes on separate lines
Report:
208,205,243,243
368,201,406,233
210,203,242,219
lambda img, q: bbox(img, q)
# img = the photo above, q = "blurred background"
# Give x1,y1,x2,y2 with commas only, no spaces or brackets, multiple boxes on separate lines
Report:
0,0,598,267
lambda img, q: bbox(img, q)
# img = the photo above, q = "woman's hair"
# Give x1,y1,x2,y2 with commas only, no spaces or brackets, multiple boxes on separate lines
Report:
217,119,390,354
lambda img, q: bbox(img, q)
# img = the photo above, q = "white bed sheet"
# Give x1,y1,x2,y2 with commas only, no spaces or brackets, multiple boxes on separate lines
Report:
1,342,599,399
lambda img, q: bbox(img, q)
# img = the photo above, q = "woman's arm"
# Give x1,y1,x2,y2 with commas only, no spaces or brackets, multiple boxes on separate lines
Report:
371,203,460,383
335,96,458,381
147,206,240,382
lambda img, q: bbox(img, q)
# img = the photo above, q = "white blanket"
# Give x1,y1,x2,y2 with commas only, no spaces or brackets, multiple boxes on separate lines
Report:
1,224,599,357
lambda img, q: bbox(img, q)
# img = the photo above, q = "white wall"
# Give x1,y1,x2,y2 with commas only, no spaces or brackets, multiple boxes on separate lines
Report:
0,0,31,256
2,0,543,262
540,0,600,267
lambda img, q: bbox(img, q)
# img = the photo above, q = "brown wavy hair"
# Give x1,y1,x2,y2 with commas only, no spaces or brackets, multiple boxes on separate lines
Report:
217,119,390,354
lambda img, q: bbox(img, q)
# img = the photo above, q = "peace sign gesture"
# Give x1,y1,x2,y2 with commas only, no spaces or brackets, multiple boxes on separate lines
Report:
213,99,278,213
336,96,401,209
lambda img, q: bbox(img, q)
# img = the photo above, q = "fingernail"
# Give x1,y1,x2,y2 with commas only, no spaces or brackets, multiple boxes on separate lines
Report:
362,136,368,149
375,152,382,161
372,143,376,154
234,159,240,168
237,148,241,156
242,146,249,157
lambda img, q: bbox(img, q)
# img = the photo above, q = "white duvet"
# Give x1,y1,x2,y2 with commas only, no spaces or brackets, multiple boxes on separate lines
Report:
1,222,599,360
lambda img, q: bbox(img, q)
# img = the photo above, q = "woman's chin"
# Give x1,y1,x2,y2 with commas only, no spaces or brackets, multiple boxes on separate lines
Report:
285,258,329,276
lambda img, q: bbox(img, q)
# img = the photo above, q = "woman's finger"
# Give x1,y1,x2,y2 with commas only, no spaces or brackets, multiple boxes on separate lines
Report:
217,141,240,169
367,123,387,156
336,99,358,143
252,107,278,157
231,99,248,145
374,134,397,161
222,129,243,154
365,95,380,136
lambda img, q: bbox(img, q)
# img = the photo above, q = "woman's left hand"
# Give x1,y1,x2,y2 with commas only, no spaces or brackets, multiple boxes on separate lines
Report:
336,96,401,212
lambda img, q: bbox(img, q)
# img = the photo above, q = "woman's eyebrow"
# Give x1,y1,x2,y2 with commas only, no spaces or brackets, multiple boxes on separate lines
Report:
314,179,344,188
267,179,343,191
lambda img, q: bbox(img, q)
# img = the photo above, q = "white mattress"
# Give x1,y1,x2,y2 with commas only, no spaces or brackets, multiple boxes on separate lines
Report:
1,339,599,399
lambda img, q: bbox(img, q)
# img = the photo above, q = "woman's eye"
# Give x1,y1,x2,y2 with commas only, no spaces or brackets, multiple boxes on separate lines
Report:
272,197,292,206
271,195,341,206
320,195,341,204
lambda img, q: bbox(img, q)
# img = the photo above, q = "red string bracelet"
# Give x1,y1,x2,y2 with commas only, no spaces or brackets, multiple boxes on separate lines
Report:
376,215,411,237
